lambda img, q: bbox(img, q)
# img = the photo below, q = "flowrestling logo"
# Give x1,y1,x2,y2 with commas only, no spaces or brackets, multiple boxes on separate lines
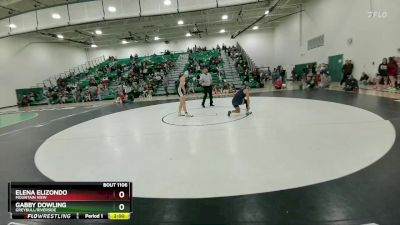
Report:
368,11,388,19
23,213,72,219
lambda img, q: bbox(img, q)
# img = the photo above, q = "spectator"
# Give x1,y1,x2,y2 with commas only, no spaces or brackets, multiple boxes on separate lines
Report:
341,60,354,85
188,80,195,94
243,70,250,85
291,67,297,81
89,77,97,87
222,80,230,94
116,83,126,103
274,77,283,89
28,92,35,104
376,58,388,89
387,57,398,90
143,83,153,100
359,72,370,86
252,68,261,87
279,68,287,84
260,72,266,88
304,69,316,89
266,67,272,80
60,92,67,104
20,95,30,107
237,64,245,75
97,84,104,101
319,63,331,88
397,57,400,89
344,75,359,91
217,65,224,81
71,87,77,103
272,68,280,83
163,74,169,96
83,89,91,102
102,76,109,88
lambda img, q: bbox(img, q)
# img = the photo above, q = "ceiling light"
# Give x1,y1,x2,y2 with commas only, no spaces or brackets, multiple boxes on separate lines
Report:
9,23,16,29
185,33,191,37
222,15,228,20
178,20,184,25
219,29,226,33
52,13,61,19
95,30,102,35
154,36,160,41
57,34,64,39
163,0,171,6
265,10,270,15
108,6,116,12
121,40,128,44
252,26,259,30
91,44,98,48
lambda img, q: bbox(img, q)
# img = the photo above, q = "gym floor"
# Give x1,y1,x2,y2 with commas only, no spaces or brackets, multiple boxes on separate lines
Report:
1,87,400,225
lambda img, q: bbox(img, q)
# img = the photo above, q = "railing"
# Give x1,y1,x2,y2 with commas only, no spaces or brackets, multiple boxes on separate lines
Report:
41,55,106,88
236,42,256,71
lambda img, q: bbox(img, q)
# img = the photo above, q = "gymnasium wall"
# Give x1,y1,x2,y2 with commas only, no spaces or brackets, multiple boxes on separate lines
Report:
88,30,275,68
88,35,234,58
0,36,87,108
236,30,275,68
273,0,400,78
3,0,397,108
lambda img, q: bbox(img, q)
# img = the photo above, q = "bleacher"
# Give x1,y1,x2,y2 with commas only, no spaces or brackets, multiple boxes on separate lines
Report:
186,50,228,93
18,53,181,106
17,46,262,106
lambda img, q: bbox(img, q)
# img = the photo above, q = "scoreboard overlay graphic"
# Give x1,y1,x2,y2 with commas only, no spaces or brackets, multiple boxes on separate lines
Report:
8,182,132,220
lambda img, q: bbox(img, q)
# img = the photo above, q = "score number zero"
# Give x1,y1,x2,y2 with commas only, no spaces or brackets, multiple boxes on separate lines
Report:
103,183,129,211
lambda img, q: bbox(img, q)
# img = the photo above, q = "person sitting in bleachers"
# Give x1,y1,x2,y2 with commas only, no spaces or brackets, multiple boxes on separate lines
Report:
213,84,222,94
243,69,250,85
237,64,245,76
217,65,224,81
97,84,105,101
59,91,67,104
102,76,109,88
89,77,97,87
51,91,60,104
115,83,127,103
188,80,195,94
222,80,231,94
70,87,77,103
146,83,153,100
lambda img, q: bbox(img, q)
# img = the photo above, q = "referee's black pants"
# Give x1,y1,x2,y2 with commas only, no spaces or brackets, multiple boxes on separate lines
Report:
340,73,351,85
202,86,213,106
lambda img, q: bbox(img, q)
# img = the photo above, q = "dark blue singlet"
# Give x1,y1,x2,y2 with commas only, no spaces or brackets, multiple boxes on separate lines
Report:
232,88,246,107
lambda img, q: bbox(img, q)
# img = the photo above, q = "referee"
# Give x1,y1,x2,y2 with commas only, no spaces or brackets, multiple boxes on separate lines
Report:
199,68,214,108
